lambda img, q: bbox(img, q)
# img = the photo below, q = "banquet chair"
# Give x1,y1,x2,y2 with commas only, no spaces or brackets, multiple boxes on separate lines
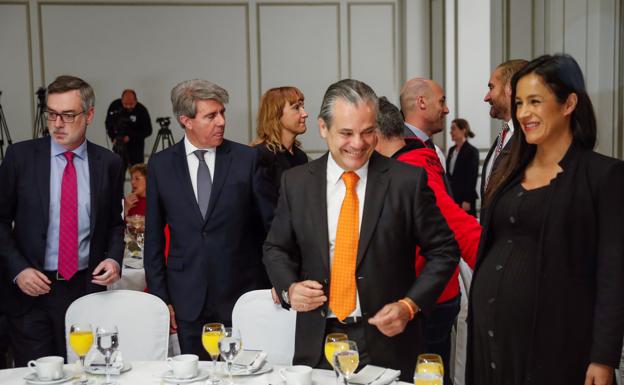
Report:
65,290,169,362
231,289,296,365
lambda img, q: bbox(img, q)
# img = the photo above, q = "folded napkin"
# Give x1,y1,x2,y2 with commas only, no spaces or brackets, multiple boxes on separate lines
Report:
84,350,124,375
231,350,267,374
350,365,401,385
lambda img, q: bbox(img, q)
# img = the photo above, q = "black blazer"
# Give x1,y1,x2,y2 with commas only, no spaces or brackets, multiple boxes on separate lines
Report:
467,143,624,385
263,152,459,380
0,137,125,316
144,139,274,323
480,135,513,201
447,141,479,203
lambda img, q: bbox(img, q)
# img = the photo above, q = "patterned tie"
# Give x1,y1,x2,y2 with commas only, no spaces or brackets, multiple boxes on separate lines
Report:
329,171,360,320
194,150,212,219
58,151,78,280
495,123,510,157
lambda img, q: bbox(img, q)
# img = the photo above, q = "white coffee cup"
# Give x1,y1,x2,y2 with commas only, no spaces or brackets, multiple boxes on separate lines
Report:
166,354,199,379
280,365,313,385
27,356,64,380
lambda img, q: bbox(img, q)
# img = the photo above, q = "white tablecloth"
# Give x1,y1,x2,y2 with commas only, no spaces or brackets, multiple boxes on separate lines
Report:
0,361,407,385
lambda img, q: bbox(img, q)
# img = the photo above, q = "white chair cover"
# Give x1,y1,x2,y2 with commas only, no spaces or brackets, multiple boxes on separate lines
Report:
65,290,169,362
231,289,296,366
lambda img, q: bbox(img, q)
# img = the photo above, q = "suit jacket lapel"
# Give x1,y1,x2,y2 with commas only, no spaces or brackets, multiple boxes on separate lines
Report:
87,142,101,233
172,140,205,224
205,140,232,222
356,152,389,268
35,137,51,231
308,154,331,273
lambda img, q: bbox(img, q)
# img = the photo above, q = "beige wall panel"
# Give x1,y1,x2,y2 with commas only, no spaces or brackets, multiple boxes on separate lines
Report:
40,4,250,152
0,3,33,145
348,4,396,104
257,3,340,153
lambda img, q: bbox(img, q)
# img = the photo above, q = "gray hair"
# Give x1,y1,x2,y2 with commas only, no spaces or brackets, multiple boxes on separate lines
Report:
171,79,229,128
47,75,95,113
377,97,404,139
399,77,431,112
318,79,378,128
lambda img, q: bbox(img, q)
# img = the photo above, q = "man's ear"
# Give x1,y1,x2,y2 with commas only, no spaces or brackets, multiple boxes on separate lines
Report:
504,82,512,97
318,117,328,139
179,115,192,130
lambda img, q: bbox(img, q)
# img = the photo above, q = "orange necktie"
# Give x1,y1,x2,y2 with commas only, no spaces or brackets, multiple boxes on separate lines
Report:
329,171,360,320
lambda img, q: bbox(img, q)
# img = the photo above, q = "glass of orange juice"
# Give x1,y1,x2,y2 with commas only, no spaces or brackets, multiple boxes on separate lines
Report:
324,333,348,384
202,323,225,384
414,353,443,385
69,323,94,385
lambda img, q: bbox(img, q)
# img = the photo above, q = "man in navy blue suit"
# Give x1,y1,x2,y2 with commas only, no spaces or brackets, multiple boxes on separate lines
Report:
0,75,125,365
144,79,274,359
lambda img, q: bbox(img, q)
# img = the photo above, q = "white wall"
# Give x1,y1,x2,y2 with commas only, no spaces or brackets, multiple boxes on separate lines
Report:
0,0,402,160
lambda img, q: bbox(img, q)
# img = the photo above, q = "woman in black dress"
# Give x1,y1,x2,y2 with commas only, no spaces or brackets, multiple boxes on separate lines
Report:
252,86,309,206
467,54,624,385
446,118,479,216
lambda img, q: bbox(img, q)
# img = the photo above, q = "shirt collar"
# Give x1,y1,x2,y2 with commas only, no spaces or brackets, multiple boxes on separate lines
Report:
184,135,217,156
404,122,430,142
326,152,369,186
506,119,515,133
51,138,87,160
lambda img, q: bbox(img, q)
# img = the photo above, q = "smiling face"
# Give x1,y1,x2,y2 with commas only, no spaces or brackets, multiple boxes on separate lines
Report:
181,99,226,148
515,73,576,147
319,98,377,171
484,68,511,121
280,99,308,135
47,90,93,150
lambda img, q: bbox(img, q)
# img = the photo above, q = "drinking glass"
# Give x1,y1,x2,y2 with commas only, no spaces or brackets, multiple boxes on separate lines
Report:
218,328,242,385
126,215,145,255
95,325,119,385
333,340,359,385
413,353,443,385
324,333,348,384
202,323,225,384
69,323,94,385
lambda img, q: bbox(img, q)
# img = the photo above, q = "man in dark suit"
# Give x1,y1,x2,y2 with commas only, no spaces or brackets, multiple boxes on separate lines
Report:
0,75,125,365
480,59,528,201
263,79,459,381
144,79,274,359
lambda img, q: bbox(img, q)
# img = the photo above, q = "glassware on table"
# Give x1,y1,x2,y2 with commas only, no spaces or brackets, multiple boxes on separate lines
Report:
126,215,145,254
218,327,242,385
202,323,225,384
333,340,359,385
324,333,349,367
413,353,443,385
95,325,119,385
69,323,94,385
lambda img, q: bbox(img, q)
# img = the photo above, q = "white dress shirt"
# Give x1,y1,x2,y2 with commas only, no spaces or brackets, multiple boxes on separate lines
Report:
184,135,216,204
326,154,368,318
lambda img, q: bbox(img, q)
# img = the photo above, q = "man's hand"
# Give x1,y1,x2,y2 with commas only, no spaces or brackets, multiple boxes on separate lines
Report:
16,268,51,296
168,304,178,334
91,259,121,286
461,201,471,211
288,280,327,312
584,363,614,385
368,302,411,337
270,287,280,304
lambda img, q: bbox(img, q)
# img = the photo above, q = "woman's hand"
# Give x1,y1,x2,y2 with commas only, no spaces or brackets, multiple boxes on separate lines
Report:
584,363,614,385
124,192,138,218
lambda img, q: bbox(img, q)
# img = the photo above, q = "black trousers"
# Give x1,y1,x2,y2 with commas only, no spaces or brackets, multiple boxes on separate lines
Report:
423,295,461,385
175,306,230,361
9,270,87,366
315,319,370,371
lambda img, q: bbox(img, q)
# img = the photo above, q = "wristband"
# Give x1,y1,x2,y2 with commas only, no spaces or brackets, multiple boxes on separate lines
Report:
398,299,416,320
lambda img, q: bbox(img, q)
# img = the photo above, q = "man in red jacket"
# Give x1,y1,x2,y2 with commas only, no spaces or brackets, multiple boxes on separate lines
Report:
376,96,481,385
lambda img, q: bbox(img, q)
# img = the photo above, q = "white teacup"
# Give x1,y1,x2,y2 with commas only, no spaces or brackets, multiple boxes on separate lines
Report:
27,356,64,380
280,365,312,385
166,354,199,379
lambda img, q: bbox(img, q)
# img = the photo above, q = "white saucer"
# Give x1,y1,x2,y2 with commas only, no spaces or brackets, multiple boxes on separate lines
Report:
23,371,73,385
85,361,132,375
162,369,210,384
223,361,273,376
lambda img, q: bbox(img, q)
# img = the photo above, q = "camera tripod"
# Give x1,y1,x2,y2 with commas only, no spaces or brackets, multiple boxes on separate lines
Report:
33,87,48,138
0,91,14,160
150,117,175,158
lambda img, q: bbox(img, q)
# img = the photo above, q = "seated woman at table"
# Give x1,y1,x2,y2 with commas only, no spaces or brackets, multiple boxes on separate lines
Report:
124,163,147,219
252,86,309,206
467,54,624,385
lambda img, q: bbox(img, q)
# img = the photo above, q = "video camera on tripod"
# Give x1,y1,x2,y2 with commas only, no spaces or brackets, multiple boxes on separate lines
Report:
150,116,175,157
107,108,132,164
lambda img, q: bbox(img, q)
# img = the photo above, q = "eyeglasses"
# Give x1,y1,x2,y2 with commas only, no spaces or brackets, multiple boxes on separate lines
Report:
45,110,85,123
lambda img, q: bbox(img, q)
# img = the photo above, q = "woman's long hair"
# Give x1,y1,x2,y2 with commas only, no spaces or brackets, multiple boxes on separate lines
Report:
251,86,304,153
484,54,597,206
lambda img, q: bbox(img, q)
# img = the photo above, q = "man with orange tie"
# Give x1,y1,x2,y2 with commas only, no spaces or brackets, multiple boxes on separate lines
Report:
263,79,459,381
0,75,124,365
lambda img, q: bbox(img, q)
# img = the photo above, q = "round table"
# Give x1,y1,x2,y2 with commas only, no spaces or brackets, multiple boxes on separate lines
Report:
0,361,405,385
